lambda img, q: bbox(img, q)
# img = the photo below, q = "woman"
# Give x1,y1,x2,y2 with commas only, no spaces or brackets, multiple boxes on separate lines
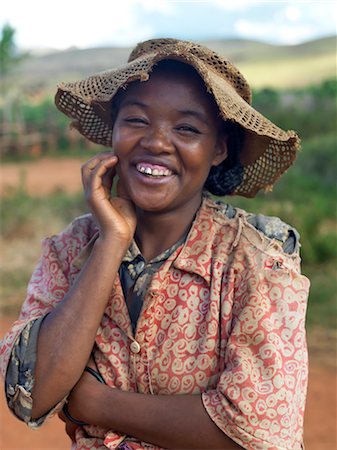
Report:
0,38,310,450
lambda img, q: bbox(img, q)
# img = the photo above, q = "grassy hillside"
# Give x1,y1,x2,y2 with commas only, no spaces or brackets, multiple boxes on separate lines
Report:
10,35,336,90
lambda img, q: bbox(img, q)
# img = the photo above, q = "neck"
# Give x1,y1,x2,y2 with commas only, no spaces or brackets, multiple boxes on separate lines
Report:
134,196,203,261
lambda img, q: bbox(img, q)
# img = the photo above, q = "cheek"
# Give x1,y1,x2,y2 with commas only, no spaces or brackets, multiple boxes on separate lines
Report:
180,141,218,170
111,127,123,153
112,133,133,160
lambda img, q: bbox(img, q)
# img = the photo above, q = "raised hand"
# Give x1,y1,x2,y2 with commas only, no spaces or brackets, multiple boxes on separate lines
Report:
81,152,136,245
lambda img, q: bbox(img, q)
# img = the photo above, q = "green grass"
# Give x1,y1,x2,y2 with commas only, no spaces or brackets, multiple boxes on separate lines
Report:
305,263,337,329
0,188,87,239
240,52,336,88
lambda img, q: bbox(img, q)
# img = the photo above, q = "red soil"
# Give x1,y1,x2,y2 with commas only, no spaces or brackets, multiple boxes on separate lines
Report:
1,157,86,196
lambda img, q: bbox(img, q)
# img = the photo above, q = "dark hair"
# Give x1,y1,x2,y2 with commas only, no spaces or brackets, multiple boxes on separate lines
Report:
204,120,244,196
111,59,244,196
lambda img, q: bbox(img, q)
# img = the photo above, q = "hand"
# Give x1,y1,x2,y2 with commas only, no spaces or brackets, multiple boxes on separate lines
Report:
64,355,104,426
58,408,78,443
81,152,136,245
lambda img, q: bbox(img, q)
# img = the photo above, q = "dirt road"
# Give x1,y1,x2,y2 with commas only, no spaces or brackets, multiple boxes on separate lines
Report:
1,157,86,196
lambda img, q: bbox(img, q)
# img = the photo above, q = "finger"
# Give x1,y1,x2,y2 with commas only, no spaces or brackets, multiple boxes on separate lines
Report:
65,421,78,442
101,166,116,196
82,152,115,172
88,156,118,193
58,410,66,423
81,152,115,189
83,156,118,195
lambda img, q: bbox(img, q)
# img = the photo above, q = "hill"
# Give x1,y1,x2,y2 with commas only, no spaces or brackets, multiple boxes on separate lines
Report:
8,35,337,91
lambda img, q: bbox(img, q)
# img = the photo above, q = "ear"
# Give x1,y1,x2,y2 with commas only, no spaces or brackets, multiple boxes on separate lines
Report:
212,134,228,166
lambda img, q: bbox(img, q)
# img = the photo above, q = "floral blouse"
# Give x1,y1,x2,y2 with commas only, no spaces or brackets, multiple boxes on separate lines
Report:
0,196,310,450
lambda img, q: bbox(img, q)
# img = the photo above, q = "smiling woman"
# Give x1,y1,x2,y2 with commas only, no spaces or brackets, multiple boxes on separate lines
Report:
0,38,310,450
110,60,228,229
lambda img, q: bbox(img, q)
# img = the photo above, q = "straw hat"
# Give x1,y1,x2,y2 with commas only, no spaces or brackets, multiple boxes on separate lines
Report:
55,38,300,197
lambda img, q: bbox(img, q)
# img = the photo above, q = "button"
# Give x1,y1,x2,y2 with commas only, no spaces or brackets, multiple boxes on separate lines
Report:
130,341,141,354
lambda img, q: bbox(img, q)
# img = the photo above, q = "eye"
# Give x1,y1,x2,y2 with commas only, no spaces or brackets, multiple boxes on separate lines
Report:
176,124,201,135
123,117,148,126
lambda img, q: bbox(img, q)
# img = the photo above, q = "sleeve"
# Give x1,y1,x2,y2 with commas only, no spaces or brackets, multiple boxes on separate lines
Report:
4,317,66,428
0,225,77,427
202,239,310,450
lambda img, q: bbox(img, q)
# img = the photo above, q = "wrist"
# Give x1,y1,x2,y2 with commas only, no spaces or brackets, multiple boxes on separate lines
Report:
93,234,130,258
83,382,114,427
62,403,88,426
70,378,106,426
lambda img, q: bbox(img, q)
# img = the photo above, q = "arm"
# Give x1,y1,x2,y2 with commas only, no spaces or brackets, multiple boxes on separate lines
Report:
31,153,136,419
64,368,243,449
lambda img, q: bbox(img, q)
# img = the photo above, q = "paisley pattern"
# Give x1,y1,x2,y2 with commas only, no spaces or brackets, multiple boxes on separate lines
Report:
0,197,310,450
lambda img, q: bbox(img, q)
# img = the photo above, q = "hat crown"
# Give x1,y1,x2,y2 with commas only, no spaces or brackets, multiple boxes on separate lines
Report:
55,37,300,198
128,38,252,104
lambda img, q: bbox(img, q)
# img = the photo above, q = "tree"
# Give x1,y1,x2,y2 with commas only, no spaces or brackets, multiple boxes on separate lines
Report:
0,23,29,156
0,23,26,78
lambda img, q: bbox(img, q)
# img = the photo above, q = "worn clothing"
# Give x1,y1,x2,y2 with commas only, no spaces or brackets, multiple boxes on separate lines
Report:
120,234,189,334
0,196,310,450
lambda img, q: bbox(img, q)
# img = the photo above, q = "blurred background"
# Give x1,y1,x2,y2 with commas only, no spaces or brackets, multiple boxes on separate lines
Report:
0,1,336,449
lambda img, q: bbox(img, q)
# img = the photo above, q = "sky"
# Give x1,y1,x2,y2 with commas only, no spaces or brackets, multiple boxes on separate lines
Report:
1,0,336,51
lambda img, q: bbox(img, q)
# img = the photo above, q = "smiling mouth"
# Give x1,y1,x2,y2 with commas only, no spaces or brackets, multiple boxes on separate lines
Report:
136,163,173,177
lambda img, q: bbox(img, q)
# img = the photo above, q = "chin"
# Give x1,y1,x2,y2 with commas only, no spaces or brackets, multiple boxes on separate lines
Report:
125,182,167,207
130,193,172,213
135,200,170,213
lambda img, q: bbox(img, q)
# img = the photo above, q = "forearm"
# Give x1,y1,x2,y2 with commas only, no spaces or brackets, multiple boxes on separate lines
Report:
78,385,243,449
31,237,127,419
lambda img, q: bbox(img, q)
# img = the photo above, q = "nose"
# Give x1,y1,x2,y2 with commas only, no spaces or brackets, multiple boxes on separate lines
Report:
140,125,173,154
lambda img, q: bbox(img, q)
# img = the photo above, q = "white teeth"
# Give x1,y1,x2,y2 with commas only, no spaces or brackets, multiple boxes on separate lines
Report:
136,164,172,177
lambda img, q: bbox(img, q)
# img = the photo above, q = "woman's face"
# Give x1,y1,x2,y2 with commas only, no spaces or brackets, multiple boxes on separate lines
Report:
112,68,228,215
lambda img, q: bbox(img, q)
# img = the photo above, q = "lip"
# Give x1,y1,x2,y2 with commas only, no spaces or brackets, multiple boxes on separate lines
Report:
131,165,176,185
132,156,176,174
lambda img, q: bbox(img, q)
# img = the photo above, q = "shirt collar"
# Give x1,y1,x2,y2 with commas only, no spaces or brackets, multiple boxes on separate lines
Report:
172,195,236,285
71,195,235,284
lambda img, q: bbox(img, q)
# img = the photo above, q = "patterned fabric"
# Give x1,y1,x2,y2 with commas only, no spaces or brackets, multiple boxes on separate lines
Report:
0,196,310,450
120,234,188,334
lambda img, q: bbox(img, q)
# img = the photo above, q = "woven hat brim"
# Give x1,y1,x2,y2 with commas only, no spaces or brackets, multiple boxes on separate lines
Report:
55,52,300,198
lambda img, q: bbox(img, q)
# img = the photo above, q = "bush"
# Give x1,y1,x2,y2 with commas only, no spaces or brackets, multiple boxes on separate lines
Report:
0,187,87,240
253,78,337,139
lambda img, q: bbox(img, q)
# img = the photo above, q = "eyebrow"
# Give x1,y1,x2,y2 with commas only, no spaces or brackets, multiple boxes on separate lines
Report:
177,109,209,125
119,100,148,109
120,100,210,125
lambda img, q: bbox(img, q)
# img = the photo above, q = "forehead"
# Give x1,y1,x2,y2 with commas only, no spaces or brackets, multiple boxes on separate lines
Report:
118,67,220,118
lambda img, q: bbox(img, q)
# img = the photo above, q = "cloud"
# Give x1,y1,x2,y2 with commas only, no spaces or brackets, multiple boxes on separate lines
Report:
211,0,265,11
2,0,336,49
235,18,315,44
283,6,301,22
234,2,336,45
1,0,156,49
136,0,174,14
